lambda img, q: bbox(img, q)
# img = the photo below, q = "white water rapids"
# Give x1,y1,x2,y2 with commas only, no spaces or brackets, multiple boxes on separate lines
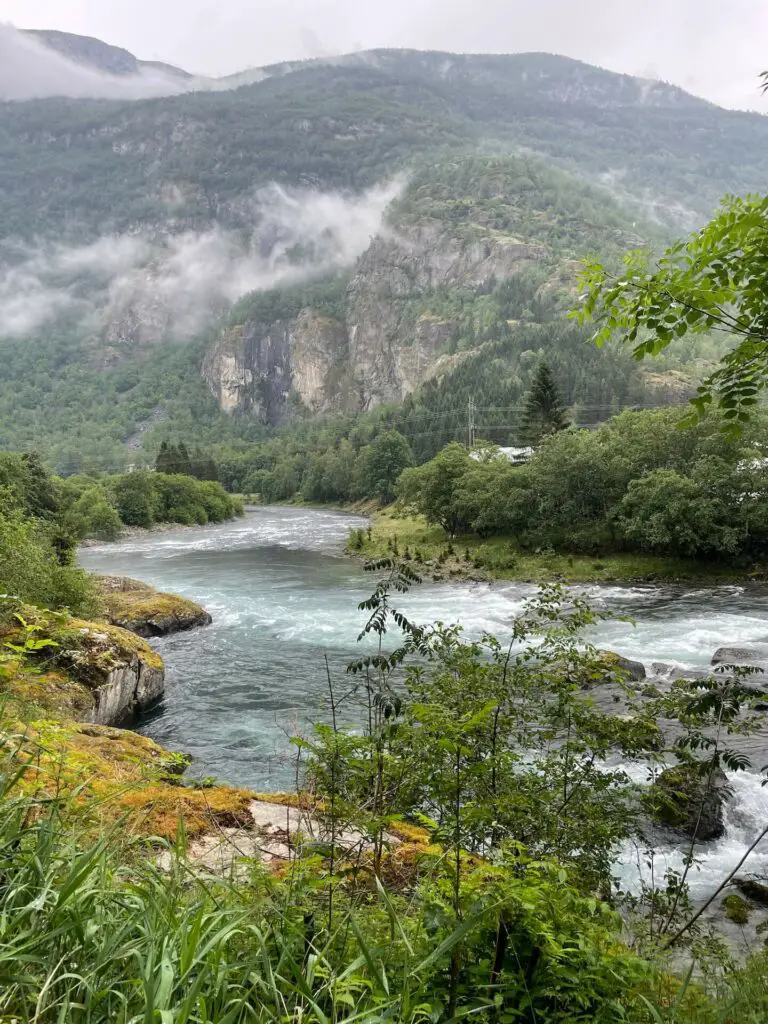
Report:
79,506,768,901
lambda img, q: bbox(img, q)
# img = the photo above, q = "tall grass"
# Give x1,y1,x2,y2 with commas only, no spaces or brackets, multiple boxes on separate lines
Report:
0,743,767,1022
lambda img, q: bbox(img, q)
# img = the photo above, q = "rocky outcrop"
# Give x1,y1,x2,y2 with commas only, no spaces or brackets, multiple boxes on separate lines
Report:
647,763,729,841
712,645,768,666
202,218,547,420
595,650,646,682
97,576,212,638
0,605,166,727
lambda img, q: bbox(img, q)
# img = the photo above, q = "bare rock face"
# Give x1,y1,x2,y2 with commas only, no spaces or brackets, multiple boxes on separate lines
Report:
4,609,170,728
202,311,353,422
61,624,166,726
202,219,546,421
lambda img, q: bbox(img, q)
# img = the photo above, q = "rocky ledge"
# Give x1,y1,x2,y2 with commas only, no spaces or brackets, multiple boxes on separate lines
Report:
0,604,166,727
97,576,212,638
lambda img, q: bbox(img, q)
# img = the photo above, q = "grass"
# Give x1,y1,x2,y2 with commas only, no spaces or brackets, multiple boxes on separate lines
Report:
349,511,759,585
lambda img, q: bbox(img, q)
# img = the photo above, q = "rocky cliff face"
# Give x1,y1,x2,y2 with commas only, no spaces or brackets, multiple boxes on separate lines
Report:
202,309,355,421
202,219,546,420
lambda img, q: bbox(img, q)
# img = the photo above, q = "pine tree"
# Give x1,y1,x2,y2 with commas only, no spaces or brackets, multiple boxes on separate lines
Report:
155,441,175,475
519,362,569,446
176,443,193,477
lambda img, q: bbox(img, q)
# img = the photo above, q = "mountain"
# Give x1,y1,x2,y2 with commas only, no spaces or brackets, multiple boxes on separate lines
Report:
23,30,190,80
0,26,194,102
0,40,762,470
201,154,658,422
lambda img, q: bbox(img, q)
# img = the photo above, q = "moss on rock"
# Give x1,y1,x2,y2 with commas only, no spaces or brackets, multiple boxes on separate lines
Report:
646,763,728,841
96,576,212,638
723,893,751,924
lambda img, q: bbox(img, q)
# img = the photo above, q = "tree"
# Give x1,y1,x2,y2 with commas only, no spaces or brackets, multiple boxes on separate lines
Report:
109,472,158,529
519,362,569,445
356,430,414,503
155,442,175,476
397,442,472,536
577,194,768,428
20,451,60,519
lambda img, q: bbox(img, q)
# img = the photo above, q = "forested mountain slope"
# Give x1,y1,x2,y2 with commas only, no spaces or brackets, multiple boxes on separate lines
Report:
0,42,763,470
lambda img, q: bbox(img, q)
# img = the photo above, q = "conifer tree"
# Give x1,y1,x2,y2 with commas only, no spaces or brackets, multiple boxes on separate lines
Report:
519,362,569,445
155,441,175,475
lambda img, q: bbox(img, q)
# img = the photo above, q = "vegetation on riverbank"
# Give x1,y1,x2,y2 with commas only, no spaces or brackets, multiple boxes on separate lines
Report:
3,476,768,1018
349,509,757,583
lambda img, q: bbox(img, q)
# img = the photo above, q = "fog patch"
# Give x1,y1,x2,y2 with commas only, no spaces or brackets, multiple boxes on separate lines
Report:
0,24,190,101
0,179,403,343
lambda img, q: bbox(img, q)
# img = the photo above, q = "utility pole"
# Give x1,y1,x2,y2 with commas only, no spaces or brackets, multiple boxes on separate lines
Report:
467,396,476,449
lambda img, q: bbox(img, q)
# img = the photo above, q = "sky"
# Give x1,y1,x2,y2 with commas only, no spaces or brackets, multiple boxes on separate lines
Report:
1,0,767,111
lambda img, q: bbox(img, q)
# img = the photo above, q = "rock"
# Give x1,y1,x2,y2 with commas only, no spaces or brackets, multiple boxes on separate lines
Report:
651,662,673,677
4,607,169,727
712,645,768,666
734,878,768,906
202,215,546,420
646,763,729,841
722,893,751,924
596,650,646,682
641,683,663,698
669,667,710,681
96,576,212,638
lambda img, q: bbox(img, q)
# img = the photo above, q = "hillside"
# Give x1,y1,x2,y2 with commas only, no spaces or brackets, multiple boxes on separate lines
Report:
0,42,763,470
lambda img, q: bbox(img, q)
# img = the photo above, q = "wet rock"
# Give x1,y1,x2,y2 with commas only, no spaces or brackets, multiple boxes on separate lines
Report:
646,763,729,841
734,878,768,906
651,662,673,677
97,576,212,638
712,645,768,666
596,650,646,682
669,667,710,681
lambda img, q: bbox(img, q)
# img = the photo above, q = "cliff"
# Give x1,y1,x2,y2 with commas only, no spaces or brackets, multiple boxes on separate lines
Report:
201,165,557,420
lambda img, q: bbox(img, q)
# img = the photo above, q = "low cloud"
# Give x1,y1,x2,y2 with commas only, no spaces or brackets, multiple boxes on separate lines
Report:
0,24,190,101
0,180,402,343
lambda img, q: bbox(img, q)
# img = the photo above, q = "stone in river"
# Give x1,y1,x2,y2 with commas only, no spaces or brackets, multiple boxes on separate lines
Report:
712,644,768,666
646,763,729,841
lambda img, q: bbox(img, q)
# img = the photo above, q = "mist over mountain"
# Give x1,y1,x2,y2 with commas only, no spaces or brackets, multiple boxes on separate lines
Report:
0,27,765,470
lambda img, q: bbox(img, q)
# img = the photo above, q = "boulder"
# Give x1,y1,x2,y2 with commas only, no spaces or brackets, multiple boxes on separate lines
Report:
63,623,167,726
96,576,212,638
646,763,729,841
1,607,169,727
734,877,768,906
596,650,646,682
712,644,768,666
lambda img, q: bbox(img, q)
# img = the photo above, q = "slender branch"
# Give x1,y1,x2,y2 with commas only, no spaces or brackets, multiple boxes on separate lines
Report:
662,821,768,950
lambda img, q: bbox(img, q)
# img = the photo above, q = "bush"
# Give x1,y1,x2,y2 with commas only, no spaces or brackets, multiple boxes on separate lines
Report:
0,513,96,614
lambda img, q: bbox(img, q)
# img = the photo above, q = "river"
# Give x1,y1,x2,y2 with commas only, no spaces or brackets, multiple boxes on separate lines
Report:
79,506,768,898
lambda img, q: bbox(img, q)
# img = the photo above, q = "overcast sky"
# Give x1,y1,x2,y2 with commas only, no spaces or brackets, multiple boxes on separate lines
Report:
2,0,767,111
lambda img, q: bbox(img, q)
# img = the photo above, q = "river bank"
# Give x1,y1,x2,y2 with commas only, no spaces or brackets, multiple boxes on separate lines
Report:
350,509,767,585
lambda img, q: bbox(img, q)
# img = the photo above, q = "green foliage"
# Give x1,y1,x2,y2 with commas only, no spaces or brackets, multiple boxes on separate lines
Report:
397,442,473,535
106,470,242,530
520,360,569,445
578,194,768,428
356,430,414,503
396,407,768,561
64,488,122,542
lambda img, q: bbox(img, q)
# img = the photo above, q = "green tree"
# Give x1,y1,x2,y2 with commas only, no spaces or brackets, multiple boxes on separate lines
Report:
154,441,175,476
109,471,158,529
64,487,122,542
519,362,569,445
357,430,414,503
397,442,472,536
577,193,768,427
